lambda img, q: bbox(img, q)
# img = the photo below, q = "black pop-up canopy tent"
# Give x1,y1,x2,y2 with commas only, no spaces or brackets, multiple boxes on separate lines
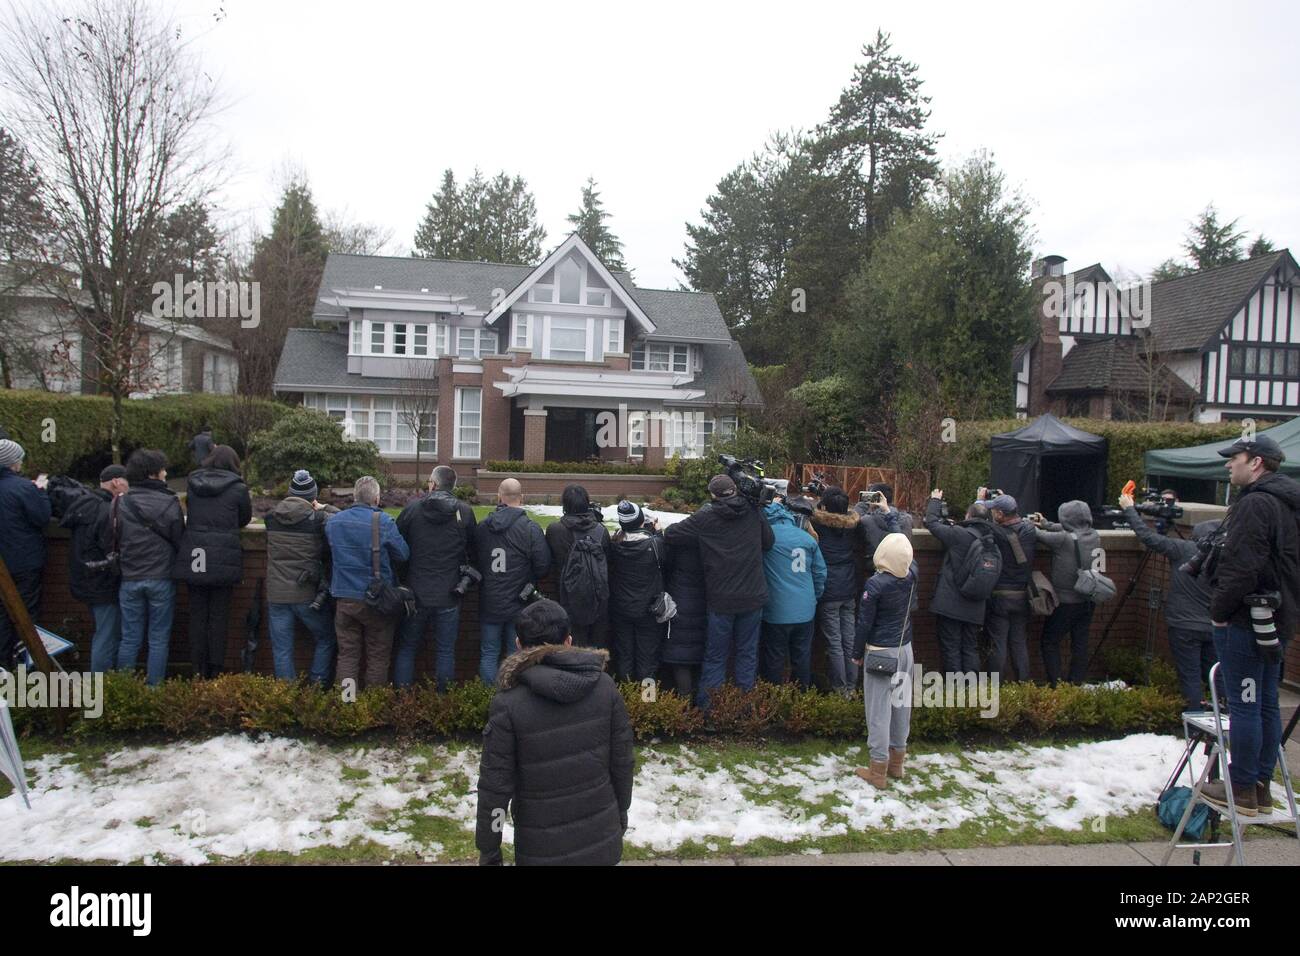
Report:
989,414,1108,519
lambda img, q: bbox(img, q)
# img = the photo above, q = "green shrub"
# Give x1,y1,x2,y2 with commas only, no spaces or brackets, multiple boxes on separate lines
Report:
0,390,291,479
246,407,385,488
452,483,477,501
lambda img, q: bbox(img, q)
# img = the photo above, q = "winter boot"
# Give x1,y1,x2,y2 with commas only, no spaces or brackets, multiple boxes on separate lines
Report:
887,747,906,780
1201,778,1257,817
1256,780,1277,814
855,759,889,789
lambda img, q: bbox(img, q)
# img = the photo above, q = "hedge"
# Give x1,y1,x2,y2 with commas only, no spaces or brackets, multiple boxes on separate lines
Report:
12,671,1184,742
483,460,664,475
932,417,1250,510
0,389,292,479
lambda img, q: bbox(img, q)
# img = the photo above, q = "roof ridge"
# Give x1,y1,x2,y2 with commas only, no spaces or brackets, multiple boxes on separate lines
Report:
1150,249,1285,286
331,252,536,268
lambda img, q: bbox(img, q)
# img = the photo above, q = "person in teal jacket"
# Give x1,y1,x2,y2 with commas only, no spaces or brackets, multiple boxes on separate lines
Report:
759,497,826,687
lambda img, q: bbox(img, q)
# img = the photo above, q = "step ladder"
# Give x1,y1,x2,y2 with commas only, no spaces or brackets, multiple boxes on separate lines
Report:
1161,662,1298,865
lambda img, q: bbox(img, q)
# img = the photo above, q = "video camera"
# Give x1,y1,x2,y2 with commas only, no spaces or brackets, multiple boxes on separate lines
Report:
452,564,482,598
718,454,782,506
802,472,831,498
1134,488,1184,529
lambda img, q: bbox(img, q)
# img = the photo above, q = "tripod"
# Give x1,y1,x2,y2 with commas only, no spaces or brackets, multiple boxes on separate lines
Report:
1085,521,1185,676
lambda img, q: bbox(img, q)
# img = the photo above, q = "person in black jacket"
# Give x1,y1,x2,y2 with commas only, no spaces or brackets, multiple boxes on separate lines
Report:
114,449,185,685
57,465,129,672
187,426,214,468
1202,435,1300,817
475,598,634,866
608,500,668,682
543,484,611,649
810,487,866,695
173,445,252,678
663,474,774,708
394,465,477,689
0,439,50,668
924,492,998,676
662,533,706,702
1118,492,1219,709
980,490,1036,681
474,478,551,686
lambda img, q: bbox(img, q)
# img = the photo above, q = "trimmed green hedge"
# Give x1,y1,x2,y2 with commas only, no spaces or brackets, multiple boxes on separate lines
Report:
13,671,1183,741
0,389,291,478
483,460,664,475
933,417,1249,509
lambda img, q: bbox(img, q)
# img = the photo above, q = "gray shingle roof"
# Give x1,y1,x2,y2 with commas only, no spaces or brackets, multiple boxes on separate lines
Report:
1047,336,1198,402
273,328,409,393
1149,250,1290,352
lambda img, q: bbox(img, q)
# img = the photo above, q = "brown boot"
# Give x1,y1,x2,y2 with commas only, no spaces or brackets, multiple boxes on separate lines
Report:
1201,779,1257,817
1256,781,1277,814
887,747,906,780
854,759,889,789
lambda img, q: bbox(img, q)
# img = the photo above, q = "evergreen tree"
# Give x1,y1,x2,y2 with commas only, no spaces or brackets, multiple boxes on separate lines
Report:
1248,233,1275,257
412,169,464,259
566,177,626,271
1183,203,1246,270
412,168,545,263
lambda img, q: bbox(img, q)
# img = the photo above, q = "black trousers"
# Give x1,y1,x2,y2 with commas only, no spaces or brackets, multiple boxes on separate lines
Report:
936,614,981,674
610,613,665,682
0,567,42,666
1041,601,1095,685
568,612,609,650
189,583,233,678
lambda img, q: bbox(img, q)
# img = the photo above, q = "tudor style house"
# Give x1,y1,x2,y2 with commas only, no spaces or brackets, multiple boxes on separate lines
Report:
272,234,762,474
1016,249,1300,423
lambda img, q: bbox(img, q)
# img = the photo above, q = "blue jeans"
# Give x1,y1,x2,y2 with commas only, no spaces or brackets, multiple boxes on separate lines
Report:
479,620,518,686
395,605,461,690
759,620,814,687
116,578,175,685
268,601,336,685
89,602,121,674
696,607,763,708
1212,623,1283,786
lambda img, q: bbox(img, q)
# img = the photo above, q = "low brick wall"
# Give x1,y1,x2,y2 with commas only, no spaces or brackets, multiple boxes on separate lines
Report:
33,522,1300,688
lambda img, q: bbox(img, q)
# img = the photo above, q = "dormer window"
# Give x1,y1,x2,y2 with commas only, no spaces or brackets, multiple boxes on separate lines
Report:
632,342,690,373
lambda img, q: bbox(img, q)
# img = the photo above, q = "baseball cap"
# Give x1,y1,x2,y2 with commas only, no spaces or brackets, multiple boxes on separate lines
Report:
987,493,1019,514
708,475,737,498
1217,434,1286,463
99,464,127,482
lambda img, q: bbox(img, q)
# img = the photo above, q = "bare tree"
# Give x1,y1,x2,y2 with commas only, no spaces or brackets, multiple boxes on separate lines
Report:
0,0,227,458
323,208,395,256
397,359,440,486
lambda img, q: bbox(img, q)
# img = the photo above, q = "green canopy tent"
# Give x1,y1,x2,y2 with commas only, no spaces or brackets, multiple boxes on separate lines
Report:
1145,418,1300,502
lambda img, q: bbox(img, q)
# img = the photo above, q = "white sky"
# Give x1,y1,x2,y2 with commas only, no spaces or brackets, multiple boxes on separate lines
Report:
171,0,1300,290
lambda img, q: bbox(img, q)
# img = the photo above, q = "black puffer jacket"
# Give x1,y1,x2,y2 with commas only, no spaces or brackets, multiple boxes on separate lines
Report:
59,486,118,605
396,491,477,608
113,479,185,581
476,644,634,866
1123,506,1217,632
609,529,667,620
172,468,252,586
923,498,998,625
265,497,338,604
1210,472,1300,638
475,506,552,623
809,509,865,603
662,496,774,614
545,512,611,614
663,537,706,665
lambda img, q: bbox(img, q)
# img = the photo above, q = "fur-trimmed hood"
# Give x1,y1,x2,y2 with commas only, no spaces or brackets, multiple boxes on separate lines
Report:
811,509,862,530
496,643,611,702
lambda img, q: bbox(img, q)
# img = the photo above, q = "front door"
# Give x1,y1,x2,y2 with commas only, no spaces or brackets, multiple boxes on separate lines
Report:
545,407,598,462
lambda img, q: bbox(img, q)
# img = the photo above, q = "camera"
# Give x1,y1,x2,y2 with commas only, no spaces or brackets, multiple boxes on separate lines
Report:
803,472,830,498
1134,488,1183,531
309,585,330,612
859,489,885,506
984,486,1004,499
1244,590,1282,639
1179,526,1225,577
519,582,542,604
297,564,330,611
452,563,482,598
718,454,781,506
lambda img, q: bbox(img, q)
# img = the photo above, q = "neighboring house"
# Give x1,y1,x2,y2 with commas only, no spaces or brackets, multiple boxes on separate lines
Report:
0,261,239,396
1017,249,1300,423
272,233,762,472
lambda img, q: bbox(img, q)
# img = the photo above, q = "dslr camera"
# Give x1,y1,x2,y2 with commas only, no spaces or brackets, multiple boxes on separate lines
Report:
718,454,781,506
452,564,482,598
1179,525,1226,578
297,564,331,611
802,472,830,498
518,582,543,604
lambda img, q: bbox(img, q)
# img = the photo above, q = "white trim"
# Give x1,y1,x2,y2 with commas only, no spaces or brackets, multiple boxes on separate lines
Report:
454,386,482,460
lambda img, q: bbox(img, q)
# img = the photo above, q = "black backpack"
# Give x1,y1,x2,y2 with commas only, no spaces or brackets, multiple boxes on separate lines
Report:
954,524,1002,600
561,528,609,626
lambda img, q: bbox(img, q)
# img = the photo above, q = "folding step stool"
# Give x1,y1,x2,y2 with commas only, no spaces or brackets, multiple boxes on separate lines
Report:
1161,662,1299,865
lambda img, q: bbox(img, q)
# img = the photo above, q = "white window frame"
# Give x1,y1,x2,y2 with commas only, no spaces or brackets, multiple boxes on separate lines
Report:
350,320,362,355
513,313,533,350
454,386,482,460
547,315,589,362
606,319,623,354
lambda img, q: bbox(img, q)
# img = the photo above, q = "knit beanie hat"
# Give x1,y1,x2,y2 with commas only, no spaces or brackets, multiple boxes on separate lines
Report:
289,469,318,500
0,439,24,469
616,500,644,529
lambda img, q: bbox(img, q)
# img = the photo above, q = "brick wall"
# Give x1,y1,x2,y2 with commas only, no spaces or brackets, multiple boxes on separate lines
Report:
33,525,1300,687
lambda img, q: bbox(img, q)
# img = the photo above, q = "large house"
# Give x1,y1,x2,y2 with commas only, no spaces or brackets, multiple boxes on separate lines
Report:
1016,249,1300,422
272,234,762,474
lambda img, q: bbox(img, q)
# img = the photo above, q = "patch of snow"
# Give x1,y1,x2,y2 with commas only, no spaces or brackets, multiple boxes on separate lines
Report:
526,503,690,526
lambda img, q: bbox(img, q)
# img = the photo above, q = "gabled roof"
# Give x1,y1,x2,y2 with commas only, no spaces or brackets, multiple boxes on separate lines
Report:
481,233,654,333
273,328,409,393
1148,250,1294,352
1046,336,1198,403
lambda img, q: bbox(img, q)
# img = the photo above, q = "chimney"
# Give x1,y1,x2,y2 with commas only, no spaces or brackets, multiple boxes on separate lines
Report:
1028,255,1068,415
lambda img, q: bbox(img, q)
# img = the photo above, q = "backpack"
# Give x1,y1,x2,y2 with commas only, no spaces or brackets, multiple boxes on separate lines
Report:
954,525,1002,601
561,528,609,626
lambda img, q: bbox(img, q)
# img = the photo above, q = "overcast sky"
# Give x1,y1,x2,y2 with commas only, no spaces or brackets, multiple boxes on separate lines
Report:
173,0,1299,290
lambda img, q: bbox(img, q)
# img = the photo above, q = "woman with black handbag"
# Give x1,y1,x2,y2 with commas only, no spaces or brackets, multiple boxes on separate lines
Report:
851,527,918,790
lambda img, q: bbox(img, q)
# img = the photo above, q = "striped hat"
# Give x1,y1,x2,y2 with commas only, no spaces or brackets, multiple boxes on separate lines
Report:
0,439,24,469
289,469,318,499
616,500,644,528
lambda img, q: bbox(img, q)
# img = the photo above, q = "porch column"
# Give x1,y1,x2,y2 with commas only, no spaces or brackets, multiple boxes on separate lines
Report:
523,408,547,464
643,409,666,471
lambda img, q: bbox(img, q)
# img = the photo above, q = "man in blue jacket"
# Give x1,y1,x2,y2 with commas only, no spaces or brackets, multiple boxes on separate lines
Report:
759,497,826,687
0,439,51,667
324,475,409,689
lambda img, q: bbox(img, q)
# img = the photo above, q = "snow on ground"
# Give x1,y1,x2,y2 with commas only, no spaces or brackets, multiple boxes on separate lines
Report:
0,733,1197,863
526,503,690,526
